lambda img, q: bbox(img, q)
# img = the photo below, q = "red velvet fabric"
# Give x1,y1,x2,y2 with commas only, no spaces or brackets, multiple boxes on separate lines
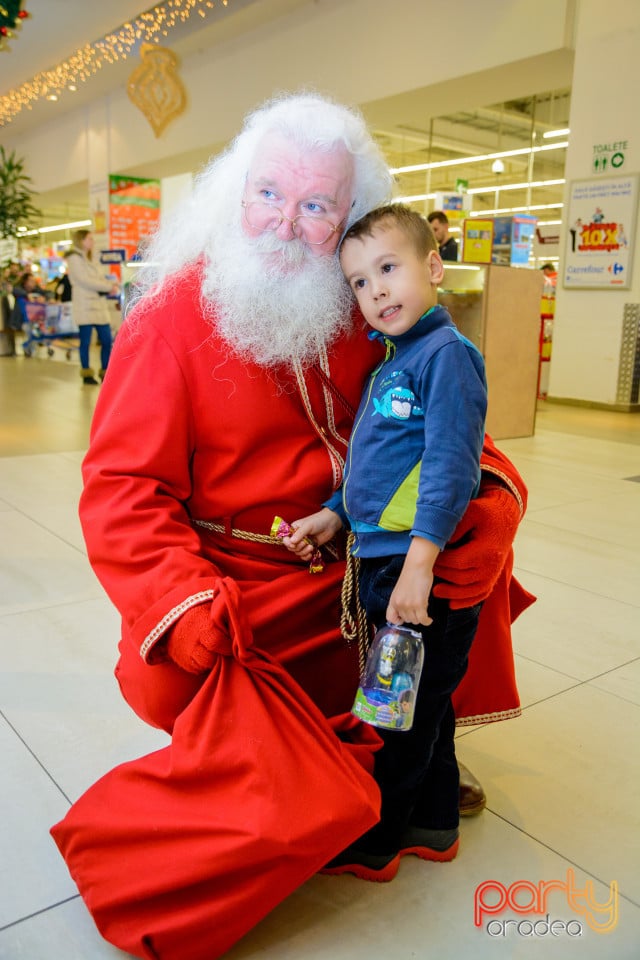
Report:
51,580,381,960
114,546,361,734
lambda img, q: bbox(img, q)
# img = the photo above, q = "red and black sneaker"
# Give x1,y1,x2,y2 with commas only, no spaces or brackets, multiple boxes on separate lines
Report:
399,825,459,862
320,827,459,882
320,847,401,883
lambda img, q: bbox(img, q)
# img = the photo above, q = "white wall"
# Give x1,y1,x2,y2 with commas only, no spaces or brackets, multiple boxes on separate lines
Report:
161,173,194,222
549,0,640,405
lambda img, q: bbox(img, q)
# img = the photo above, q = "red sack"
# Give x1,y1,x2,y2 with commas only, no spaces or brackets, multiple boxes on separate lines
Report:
51,579,381,960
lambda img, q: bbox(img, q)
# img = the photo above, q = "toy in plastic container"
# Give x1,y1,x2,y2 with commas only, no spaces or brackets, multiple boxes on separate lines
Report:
351,622,424,731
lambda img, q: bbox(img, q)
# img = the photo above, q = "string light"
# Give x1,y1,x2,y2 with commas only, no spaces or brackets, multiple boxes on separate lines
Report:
0,0,232,127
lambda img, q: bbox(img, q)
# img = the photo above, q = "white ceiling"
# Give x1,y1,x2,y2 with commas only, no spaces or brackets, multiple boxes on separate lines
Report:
1,1,572,231
0,0,296,136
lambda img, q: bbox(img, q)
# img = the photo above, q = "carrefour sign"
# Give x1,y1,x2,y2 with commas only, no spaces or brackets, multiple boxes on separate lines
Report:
564,175,638,289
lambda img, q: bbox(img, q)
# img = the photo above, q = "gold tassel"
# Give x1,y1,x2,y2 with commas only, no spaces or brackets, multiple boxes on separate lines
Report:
340,533,371,675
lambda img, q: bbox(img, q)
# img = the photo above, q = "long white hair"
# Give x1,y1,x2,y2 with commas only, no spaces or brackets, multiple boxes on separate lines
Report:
133,91,392,298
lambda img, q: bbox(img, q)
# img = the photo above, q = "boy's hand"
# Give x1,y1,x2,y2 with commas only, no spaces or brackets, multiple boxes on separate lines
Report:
282,508,343,561
386,536,439,627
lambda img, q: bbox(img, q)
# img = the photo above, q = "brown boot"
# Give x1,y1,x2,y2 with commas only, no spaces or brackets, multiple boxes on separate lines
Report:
81,367,99,385
458,762,486,816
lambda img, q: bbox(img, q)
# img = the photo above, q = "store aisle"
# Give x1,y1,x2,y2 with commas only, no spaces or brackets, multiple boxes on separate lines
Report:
1,353,639,959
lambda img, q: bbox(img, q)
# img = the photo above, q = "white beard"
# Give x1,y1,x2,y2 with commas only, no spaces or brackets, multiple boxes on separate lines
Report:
201,226,354,368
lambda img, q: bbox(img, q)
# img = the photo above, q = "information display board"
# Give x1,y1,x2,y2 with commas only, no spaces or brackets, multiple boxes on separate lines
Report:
563,175,638,289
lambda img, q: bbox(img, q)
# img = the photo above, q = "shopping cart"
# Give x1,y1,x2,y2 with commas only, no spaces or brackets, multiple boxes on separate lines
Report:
21,301,79,360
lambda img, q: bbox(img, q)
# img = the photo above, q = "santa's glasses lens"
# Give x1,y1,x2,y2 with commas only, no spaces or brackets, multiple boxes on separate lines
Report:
242,202,340,245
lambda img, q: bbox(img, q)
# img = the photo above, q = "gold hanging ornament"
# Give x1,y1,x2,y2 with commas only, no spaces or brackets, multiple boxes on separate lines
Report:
127,43,186,137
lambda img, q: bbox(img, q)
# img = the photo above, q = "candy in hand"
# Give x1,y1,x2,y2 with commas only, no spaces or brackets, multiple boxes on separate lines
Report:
271,515,325,573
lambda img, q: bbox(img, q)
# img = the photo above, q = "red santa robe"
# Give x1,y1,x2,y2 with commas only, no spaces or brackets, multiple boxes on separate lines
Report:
51,261,533,959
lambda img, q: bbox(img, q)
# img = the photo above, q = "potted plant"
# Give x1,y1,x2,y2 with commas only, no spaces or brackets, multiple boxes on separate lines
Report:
0,145,41,240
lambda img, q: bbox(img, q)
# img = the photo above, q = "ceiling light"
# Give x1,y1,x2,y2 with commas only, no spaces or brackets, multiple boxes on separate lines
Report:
396,183,564,209
543,128,570,138
389,141,568,176
20,218,92,237
442,264,482,271
394,193,438,204
470,203,564,216
467,178,565,195
491,159,505,174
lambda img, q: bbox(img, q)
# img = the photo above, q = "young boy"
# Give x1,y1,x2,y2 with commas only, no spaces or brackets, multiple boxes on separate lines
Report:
284,204,488,881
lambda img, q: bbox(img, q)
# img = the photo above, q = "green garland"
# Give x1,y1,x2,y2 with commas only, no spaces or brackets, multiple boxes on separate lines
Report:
0,2,30,50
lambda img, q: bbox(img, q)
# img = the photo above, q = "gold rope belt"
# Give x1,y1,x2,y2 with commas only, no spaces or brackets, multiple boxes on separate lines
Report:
193,520,370,671
193,518,278,545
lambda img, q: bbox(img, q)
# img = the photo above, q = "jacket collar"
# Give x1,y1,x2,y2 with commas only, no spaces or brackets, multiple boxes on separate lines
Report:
367,303,452,345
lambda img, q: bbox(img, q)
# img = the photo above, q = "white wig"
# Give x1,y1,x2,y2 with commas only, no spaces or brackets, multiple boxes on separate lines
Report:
134,91,392,296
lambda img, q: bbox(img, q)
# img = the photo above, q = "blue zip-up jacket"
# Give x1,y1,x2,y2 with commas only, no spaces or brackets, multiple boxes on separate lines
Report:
327,304,487,557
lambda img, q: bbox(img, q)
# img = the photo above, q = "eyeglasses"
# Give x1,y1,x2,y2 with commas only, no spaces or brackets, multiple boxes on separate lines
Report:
241,201,344,246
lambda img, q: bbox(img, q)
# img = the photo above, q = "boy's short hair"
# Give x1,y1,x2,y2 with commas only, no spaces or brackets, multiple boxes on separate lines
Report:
341,203,438,258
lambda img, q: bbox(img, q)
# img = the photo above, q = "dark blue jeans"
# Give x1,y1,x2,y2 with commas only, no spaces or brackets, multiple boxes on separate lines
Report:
357,554,482,854
79,323,112,372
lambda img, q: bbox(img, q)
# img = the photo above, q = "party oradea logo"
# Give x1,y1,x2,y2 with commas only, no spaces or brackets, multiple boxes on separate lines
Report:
474,869,618,937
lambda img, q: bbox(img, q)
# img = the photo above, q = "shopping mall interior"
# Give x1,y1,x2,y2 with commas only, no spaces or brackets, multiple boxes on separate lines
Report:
0,1,639,958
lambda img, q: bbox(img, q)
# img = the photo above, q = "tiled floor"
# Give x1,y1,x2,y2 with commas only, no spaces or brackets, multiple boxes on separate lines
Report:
1,348,639,959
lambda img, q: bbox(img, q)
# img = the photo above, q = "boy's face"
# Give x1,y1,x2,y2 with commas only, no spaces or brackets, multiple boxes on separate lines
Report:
340,222,444,337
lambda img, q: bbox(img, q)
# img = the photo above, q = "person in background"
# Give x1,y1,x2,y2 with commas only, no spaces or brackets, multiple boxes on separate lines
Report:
55,269,72,303
65,229,120,385
54,267,75,334
8,271,42,333
427,210,458,261
284,204,487,880
1,263,28,356
0,285,12,356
